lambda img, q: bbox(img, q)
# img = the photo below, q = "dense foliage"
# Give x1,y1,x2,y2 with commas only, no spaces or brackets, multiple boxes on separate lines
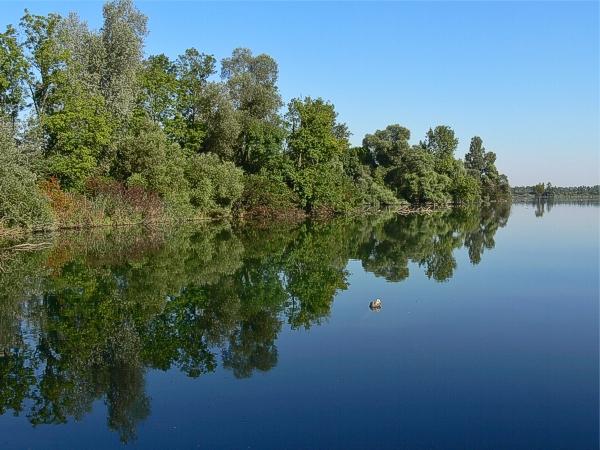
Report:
0,0,510,230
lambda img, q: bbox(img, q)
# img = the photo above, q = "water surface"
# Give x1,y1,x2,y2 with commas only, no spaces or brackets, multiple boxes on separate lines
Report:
0,203,597,449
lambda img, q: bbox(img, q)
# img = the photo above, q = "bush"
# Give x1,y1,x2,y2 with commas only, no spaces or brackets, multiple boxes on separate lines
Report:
113,118,190,197
39,177,167,228
241,174,303,218
185,152,244,215
391,148,452,205
291,161,361,214
451,173,481,204
0,120,53,230
39,178,105,228
86,177,165,224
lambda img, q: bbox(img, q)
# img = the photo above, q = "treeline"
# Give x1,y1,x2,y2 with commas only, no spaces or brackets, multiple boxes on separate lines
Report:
0,0,510,232
512,183,600,201
0,205,509,442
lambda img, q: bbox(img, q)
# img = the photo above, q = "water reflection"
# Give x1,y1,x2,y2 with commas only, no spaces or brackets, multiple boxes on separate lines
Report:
0,204,510,442
527,198,599,217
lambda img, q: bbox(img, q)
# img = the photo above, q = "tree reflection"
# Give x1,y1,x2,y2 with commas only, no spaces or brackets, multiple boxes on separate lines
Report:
0,204,510,441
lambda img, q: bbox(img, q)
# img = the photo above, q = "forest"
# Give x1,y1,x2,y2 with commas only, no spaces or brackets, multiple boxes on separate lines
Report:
0,0,510,233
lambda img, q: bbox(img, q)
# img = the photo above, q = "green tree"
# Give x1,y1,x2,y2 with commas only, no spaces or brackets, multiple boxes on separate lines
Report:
0,25,28,128
392,147,451,205
137,54,178,125
184,152,244,214
112,117,188,199
100,0,147,118
285,97,348,168
464,136,510,201
44,81,112,190
20,10,66,119
221,48,283,170
362,124,411,168
533,182,545,198
167,48,216,152
420,125,459,159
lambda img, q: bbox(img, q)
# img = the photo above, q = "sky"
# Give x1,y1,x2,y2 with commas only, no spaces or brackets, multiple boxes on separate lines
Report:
1,1,598,186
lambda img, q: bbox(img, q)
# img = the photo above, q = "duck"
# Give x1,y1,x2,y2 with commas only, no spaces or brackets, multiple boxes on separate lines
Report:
369,298,382,310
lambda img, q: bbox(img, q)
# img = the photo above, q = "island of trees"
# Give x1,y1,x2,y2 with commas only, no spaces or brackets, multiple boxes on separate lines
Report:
0,0,510,234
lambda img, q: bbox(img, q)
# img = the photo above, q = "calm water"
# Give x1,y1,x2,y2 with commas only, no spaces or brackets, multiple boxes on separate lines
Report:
0,203,597,449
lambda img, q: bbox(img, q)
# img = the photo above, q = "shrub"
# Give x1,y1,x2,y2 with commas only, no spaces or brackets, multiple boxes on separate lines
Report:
241,174,303,218
291,161,361,214
0,120,53,230
39,178,105,228
185,152,244,215
85,177,165,224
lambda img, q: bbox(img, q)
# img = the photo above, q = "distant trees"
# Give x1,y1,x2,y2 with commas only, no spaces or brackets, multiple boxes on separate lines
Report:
512,183,599,201
0,0,511,232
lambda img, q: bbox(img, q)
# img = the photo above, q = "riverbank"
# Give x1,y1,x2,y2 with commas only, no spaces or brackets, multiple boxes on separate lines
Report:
0,200,462,247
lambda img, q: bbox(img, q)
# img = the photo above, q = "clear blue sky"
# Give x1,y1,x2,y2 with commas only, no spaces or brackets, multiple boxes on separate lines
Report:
2,1,598,186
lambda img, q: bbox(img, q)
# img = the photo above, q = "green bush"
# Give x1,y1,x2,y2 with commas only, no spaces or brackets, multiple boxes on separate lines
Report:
390,148,452,205
241,173,301,213
0,120,53,229
291,161,360,213
185,152,244,215
113,118,189,198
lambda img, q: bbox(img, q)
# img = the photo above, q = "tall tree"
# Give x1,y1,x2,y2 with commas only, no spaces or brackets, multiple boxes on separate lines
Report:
420,125,458,158
168,48,216,152
221,48,283,170
0,25,28,128
100,0,147,118
285,97,348,168
137,54,178,125
464,136,485,178
20,10,66,119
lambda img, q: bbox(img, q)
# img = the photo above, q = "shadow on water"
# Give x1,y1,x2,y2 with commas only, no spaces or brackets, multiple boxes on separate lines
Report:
0,203,510,443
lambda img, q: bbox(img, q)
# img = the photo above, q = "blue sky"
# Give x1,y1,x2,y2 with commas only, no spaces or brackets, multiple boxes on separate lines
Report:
1,1,598,185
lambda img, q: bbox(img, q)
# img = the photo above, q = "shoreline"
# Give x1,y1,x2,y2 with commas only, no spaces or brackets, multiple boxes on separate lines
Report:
0,201,508,249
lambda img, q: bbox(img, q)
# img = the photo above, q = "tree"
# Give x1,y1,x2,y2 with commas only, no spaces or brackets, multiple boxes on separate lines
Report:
362,124,410,168
184,152,244,214
533,182,545,198
285,97,348,168
221,48,283,170
43,81,112,190
464,136,485,178
0,25,28,128
392,147,451,205
193,82,240,161
464,136,510,201
420,125,458,159
28,12,115,191
100,0,147,118
137,54,178,125
167,48,217,152
20,10,66,119
112,116,187,198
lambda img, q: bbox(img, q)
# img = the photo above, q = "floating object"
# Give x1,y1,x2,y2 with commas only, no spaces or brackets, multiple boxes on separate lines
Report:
369,298,382,310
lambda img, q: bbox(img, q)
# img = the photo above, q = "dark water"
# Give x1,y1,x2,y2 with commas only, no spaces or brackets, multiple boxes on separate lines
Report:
0,203,597,449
